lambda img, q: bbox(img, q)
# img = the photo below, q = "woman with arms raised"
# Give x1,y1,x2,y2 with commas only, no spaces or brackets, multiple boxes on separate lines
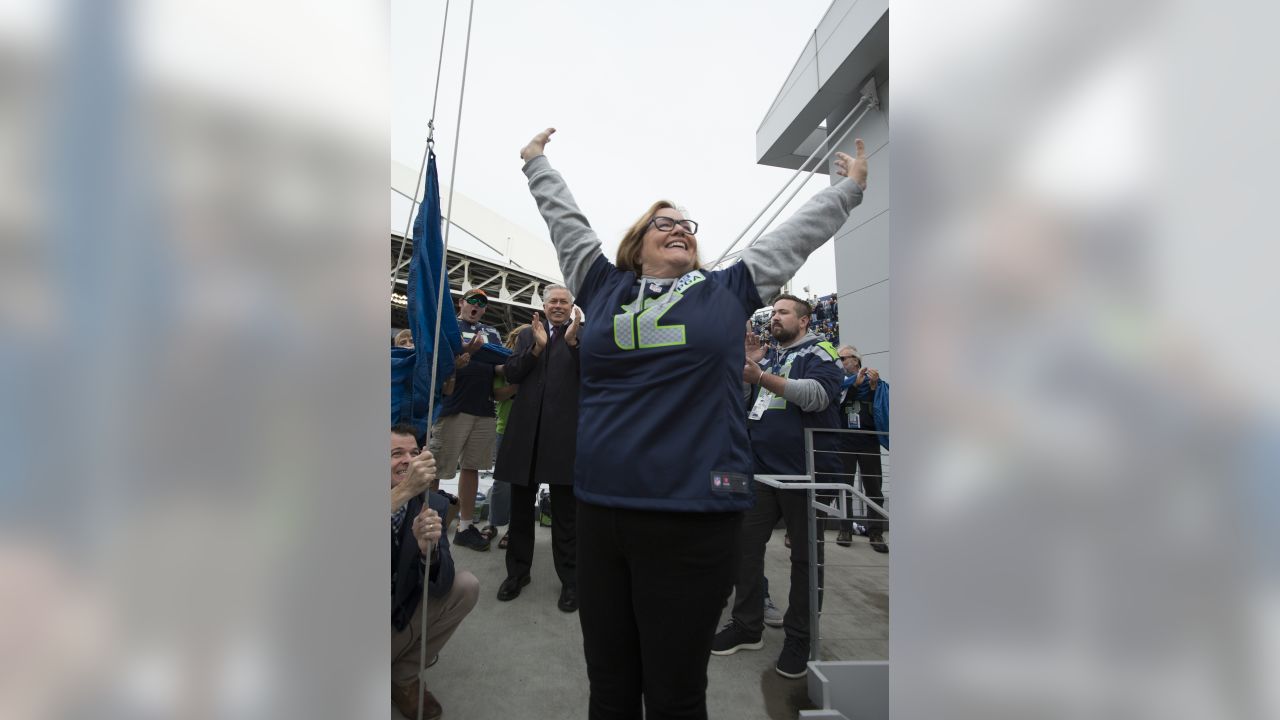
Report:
520,127,868,720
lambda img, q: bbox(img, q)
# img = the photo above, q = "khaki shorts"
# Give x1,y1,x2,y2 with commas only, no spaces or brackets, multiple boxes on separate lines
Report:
429,412,497,479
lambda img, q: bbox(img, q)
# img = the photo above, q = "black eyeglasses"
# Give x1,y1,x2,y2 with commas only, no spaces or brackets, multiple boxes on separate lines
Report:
648,217,698,235
465,296,488,306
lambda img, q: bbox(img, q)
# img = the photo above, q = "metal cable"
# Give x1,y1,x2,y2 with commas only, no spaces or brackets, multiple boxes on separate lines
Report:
737,102,874,256
710,94,870,268
417,1,477,717
391,0,452,293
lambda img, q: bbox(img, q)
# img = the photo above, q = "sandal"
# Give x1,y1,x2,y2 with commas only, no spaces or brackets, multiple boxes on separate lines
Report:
498,531,510,549
479,525,499,542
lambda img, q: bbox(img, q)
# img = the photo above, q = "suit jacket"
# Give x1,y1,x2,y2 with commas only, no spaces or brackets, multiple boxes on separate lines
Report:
391,491,456,632
493,322,580,487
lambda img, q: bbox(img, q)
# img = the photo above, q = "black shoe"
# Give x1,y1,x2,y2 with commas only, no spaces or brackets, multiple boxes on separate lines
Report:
711,619,764,656
496,575,530,601
836,527,853,547
775,636,810,678
869,532,888,554
454,525,491,551
557,585,578,613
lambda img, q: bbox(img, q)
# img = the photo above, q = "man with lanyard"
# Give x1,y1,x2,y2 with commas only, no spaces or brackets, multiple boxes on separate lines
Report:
836,345,889,553
432,288,503,551
712,294,844,679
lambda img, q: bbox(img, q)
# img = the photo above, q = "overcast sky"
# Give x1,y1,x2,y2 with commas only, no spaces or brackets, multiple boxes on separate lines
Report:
391,0,842,296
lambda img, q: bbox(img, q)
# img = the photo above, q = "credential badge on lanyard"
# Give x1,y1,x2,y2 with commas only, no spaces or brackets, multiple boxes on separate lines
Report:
747,348,790,421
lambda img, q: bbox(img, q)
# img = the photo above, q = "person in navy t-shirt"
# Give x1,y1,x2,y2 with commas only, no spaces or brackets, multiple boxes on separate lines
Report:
518,127,870,720
431,288,502,552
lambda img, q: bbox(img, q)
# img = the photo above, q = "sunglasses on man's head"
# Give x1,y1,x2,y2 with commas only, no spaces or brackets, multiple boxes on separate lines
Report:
465,296,488,306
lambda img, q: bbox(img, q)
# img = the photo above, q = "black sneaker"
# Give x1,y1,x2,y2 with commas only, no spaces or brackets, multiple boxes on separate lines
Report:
711,620,764,656
775,636,810,678
869,532,888,554
454,525,491,551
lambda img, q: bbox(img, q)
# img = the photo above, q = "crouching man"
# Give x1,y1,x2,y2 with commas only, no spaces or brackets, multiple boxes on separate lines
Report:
391,424,480,719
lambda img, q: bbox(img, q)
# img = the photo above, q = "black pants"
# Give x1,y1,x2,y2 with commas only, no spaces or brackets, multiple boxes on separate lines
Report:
732,482,824,641
506,482,577,588
577,501,741,720
840,436,885,534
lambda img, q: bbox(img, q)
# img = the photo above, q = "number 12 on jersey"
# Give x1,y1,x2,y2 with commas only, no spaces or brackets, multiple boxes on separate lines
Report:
613,294,687,350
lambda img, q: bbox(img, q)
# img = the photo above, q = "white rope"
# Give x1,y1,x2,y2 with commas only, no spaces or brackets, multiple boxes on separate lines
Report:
417,1,477,718
710,95,873,269
391,0,452,293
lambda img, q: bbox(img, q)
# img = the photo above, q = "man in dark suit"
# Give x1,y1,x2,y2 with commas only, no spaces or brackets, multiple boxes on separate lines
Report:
493,284,582,611
391,424,480,720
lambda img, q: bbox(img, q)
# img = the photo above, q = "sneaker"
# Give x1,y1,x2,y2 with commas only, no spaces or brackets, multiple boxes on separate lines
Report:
836,527,853,547
775,636,810,678
869,532,888,554
711,619,764,656
453,524,491,551
763,597,784,628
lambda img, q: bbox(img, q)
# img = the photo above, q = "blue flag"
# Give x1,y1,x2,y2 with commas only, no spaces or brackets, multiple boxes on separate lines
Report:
393,149,461,438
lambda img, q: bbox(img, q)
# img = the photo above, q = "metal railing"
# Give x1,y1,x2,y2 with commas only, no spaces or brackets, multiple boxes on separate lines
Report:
753,427,889,662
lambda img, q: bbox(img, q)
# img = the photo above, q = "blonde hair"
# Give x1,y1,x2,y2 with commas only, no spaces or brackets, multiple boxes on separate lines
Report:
505,323,530,350
616,200,702,274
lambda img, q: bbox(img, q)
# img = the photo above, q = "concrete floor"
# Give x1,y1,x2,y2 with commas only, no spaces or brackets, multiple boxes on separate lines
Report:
398,483,888,720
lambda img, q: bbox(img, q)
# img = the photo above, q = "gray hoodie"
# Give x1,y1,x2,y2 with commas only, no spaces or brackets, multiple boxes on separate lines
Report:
520,154,864,304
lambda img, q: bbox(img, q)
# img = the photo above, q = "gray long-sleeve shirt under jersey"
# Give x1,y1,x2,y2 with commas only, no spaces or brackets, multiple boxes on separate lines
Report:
520,154,865,303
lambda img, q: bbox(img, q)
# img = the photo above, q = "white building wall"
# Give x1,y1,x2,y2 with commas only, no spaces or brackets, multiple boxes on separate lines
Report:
829,79,890,378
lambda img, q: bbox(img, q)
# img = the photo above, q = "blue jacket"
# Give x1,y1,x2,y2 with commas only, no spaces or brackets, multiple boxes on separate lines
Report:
840,375,890,449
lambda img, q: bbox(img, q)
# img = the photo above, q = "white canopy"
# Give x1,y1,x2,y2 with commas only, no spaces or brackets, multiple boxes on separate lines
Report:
390,160,562,283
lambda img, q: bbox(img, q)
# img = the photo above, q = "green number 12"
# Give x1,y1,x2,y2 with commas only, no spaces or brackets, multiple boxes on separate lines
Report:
613,294,688,350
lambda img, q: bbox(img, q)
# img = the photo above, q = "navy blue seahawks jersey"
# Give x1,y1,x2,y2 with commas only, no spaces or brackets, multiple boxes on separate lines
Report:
747,337,844,477
573,255,763,512
439,320,501,418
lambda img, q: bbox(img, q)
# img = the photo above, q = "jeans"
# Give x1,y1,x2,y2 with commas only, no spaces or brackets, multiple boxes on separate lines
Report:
731,481,824,641
488,433,512,527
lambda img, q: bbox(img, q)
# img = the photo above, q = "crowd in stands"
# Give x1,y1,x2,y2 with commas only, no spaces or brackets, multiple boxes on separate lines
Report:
752,292,840,347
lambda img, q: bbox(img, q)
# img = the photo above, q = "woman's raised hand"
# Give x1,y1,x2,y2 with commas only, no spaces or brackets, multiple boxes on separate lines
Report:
520,127,557,162
833,138,868,190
